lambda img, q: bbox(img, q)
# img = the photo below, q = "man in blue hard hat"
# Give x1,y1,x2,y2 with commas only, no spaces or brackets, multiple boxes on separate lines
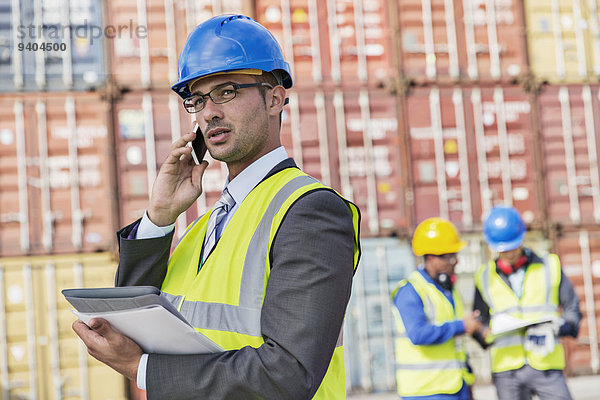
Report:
73,15,360,399
473,205,581,400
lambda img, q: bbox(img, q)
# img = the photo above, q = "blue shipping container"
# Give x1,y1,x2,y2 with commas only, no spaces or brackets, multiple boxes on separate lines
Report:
0,0,106,92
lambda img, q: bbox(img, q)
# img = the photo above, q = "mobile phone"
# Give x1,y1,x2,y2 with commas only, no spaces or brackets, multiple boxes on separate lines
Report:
188,123,207,165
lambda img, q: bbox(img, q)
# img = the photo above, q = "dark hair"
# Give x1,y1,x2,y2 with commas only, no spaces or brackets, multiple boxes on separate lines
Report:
254,72,279,94
254,72,284,125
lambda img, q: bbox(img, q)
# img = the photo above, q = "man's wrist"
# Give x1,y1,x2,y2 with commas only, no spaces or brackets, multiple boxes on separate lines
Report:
146,208,177,228
137,211,176,239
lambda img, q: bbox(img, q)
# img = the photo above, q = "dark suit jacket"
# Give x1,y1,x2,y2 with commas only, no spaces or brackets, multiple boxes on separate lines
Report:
115,159,359,400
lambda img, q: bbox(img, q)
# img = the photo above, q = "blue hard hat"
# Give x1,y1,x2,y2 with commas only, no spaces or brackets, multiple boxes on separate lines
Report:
483,205,526,252
171,14,293,99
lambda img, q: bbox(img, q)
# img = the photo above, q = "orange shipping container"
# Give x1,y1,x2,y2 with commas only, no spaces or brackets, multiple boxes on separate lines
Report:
396,0,529,83
405,85,541,230
538,84,600,227
0,92,117,256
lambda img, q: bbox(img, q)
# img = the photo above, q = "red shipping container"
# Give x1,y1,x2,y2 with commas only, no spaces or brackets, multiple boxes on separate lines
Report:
538,85,600,227
554,229,600,375
396,0,529,83
256,0,394,88
0,93,117,256
405,85,541,231
282,87,407,237
106,0,253,90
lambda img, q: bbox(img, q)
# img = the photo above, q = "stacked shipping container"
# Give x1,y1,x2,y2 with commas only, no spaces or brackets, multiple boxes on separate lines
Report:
555,229,600,375
0,92,117,257
1,0,600,397
344,237,415,393
396,0,529,83
107,0,255,243
0,0,106,92
538,84,600,227
405,85,541,230
106,0,254,91
0,253,126,399
255,0,410,237
0,0,124,397
524,0,600,377
536,82,600,375
524,0,600,84
342,0,600,392
391,0,600,384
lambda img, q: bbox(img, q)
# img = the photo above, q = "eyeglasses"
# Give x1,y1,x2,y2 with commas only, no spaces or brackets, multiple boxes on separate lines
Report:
434,253,458,263
183,82,274,114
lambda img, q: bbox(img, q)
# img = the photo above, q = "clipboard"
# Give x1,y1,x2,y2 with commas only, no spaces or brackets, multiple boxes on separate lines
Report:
491,314,555,336
63,286,223,354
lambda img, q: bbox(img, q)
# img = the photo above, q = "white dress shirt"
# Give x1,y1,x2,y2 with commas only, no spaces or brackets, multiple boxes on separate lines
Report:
135,146,288,390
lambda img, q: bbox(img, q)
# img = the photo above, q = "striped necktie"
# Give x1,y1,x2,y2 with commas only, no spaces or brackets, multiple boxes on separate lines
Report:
201,188,235,266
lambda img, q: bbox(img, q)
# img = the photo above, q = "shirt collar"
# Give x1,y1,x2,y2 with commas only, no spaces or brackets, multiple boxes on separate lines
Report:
417,266,452,294
223,146,288,206
418,266,434,284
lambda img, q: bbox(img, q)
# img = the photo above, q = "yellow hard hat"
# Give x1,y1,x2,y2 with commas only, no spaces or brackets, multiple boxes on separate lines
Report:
412,217,466,256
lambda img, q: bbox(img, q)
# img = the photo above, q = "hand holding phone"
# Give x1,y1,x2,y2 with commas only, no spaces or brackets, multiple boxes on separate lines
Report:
188,123,207,165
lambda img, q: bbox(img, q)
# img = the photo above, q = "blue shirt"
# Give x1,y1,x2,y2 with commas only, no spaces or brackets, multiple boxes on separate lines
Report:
393,268,470,400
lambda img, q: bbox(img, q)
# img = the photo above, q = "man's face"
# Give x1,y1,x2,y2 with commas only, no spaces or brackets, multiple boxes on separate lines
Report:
189,74,275,174
427,253,458,276
498,247,523,265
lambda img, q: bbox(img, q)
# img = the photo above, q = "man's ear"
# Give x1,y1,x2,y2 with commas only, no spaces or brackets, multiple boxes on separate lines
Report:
268,86,286,116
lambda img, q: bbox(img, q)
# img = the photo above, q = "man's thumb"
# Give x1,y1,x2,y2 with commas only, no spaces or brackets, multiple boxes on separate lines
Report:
89,318,105,332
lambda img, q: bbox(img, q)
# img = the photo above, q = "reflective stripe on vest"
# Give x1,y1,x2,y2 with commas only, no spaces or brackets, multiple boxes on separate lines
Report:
161,168,360,400
396,360,469,370
475,254,564,373
164,175,317,336
391,270,473,397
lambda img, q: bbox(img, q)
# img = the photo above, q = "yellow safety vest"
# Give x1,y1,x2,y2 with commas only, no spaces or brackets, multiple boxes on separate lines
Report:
391,270,474,397
475,254,564,373
161,167,360,399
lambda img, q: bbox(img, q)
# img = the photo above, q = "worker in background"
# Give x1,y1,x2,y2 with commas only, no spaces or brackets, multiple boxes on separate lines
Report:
391,217,483,400
73,14,360,399
473,205,581,400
